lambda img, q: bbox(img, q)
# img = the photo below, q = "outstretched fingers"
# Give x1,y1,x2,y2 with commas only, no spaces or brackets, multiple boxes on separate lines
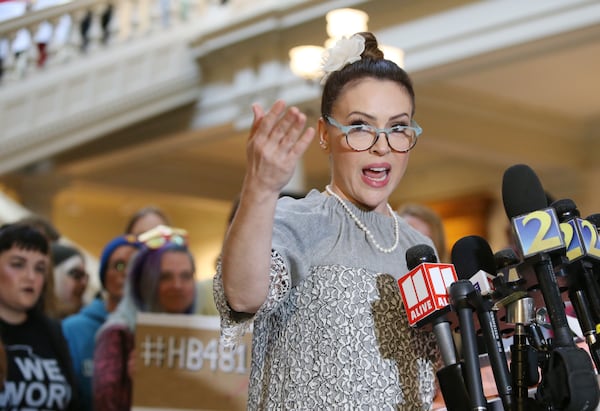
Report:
277,107,307,152
244,100,315,193
289,125,316,160
251,100,287,144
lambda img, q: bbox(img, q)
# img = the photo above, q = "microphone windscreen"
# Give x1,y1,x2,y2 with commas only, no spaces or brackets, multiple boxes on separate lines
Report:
586,213,600,228
494,248,520,270
502,164,547,219
551,198,580,219
451,235,496,280
406,244,438,270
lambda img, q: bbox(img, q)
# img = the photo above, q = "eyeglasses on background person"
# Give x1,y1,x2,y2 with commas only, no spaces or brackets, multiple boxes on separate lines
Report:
137,225,188,250
325,115,422,153
67,267,89,281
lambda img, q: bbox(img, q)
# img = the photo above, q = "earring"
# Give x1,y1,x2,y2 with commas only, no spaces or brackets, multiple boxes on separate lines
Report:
319,140,328,149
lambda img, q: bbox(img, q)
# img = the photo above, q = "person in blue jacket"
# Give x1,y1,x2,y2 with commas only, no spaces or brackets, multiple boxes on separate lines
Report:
61,234,139,410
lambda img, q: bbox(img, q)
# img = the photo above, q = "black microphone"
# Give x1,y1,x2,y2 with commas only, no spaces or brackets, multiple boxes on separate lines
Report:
584,213,600,277
494,247,542,411
586,213,600,227
552,199,600,370
502,164,599,411
452,235,513,411
404,244,458,364
502,164,572,347
403,244,470,411
448,278,488,411
494,247,521,285
585,213,600,236
493,248,529,304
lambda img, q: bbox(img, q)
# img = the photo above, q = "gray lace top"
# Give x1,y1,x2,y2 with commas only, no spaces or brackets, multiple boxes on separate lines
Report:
214,190,440,410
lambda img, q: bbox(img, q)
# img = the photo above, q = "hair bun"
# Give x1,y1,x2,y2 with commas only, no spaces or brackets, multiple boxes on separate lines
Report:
358,32,384,60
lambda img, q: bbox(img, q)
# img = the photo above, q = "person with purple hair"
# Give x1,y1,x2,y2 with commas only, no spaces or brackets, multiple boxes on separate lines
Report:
92,226,197,411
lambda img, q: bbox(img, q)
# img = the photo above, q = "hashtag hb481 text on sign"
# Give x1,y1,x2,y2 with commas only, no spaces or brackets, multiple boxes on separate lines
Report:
132,313,252,411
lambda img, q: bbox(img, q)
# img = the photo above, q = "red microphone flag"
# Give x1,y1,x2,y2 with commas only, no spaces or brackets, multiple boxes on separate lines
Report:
398,263,458,328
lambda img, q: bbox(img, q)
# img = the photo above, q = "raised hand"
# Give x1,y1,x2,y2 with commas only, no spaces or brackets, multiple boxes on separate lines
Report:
244,100,315,195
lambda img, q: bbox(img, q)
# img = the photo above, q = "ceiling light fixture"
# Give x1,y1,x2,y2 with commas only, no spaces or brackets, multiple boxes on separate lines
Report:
289,8,404,81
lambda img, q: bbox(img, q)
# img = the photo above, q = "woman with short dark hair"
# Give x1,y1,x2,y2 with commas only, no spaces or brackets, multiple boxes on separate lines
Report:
0,223,79,410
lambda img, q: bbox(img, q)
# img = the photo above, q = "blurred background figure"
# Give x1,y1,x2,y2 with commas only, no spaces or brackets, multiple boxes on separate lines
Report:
51,243,88,318
16,214,61,243
121,206,219,316
13,215,62,317
0,339,5,392
0,223,79,410
93,226,197,410
80,4,113,52
124,206,170,236
61,234,140,411
397,203,448,262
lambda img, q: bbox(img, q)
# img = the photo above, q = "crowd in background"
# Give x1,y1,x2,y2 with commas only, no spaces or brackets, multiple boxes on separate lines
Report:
0,187,447,411
0,205,220,410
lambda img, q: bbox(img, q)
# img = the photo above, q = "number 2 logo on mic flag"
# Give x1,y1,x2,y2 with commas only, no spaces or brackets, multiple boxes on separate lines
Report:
512,208,565,258
560,219,585,262
577,219,600,260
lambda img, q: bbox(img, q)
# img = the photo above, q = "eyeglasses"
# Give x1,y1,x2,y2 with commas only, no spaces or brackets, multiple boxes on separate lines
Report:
109,260,128,273
137,225,188,250
67,268,88,281
325,116,422,153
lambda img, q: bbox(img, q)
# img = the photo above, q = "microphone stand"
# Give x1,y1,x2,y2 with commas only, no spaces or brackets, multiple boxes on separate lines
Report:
503,294,537,411
433,316,472,411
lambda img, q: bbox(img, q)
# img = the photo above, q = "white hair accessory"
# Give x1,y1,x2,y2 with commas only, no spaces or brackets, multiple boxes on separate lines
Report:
320,34,365,85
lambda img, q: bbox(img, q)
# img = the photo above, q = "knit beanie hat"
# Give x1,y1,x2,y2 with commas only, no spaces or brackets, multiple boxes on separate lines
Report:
98,234,140,288
51,243,82,267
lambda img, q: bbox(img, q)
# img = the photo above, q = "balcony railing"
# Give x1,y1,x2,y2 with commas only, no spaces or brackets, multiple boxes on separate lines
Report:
0,0,226,84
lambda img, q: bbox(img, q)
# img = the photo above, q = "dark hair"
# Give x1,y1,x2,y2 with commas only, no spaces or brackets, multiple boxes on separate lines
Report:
16,215,61,242
124,206,170,234
0,223,52,315
321,32,416,117
0,223,50,255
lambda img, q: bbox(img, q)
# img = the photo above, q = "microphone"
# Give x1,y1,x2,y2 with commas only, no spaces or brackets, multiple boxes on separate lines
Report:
401,244,470,411
402,245,459,364
493,248,528,303
452,235,513,411
448,277,488,411
584,213,600,277
494,247,542,410
502,164,571,347
552,199,600,370
582,213,600,260
502,164,599,411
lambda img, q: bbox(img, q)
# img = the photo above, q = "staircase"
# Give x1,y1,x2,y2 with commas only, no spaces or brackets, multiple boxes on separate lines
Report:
0,0,327,175
2,0,600,213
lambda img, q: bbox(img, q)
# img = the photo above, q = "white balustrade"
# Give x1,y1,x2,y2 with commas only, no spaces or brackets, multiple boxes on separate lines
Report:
0,0,211,83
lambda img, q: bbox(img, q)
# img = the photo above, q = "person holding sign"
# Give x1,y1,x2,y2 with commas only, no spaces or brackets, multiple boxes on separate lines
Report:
92,225,197,411
214,32,440,409
0,223,79,410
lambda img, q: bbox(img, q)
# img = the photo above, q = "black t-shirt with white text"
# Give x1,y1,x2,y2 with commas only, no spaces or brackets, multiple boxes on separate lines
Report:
0,314,75,411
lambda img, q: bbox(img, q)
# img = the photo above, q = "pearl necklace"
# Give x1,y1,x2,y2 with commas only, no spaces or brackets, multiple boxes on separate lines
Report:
325,185,399,253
